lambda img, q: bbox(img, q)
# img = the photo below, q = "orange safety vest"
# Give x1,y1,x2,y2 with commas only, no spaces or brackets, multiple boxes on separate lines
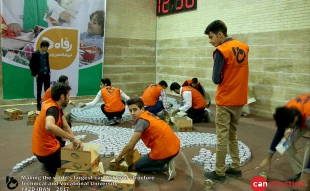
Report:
40,87,52,104
32,99,63,156
101,86,125,112
184,79,201,90
286,94,310,129
141,84,163,106
214,39,249,106
181,86,206,109
138,111,180,160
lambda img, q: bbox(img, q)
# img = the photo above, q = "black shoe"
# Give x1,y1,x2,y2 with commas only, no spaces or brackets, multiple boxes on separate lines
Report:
203,170,227,184
225,167,242,179
203,111,210,123
287,173,301,182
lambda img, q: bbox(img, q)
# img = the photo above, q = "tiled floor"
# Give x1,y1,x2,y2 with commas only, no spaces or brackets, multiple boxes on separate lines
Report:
0,103,308,191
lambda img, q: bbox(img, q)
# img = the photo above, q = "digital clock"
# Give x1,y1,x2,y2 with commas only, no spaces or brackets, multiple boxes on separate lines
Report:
157,0,197,16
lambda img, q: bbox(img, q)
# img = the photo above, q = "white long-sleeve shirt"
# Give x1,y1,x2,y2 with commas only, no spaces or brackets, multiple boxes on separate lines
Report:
86,89,130,107
179,87,192,112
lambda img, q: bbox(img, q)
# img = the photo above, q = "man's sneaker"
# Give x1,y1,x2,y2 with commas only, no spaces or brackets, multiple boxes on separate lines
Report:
115,117,121,124
105,119,116,126
167,159,176,181
225,167,242,179
287,172,301,182
39,164,49,173
203,170,227,184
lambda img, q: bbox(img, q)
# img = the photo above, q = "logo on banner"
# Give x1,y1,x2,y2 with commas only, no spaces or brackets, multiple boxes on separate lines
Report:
36,28,78,70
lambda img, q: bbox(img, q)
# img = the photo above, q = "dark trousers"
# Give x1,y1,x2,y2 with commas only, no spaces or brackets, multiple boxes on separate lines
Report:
36,73,50,110
186,107,205,123
101,104,125,120
145,101,164,115
135,152,178,173
36,148,61,175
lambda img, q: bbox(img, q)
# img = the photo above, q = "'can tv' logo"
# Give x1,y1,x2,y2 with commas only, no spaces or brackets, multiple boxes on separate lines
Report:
6,176,18,190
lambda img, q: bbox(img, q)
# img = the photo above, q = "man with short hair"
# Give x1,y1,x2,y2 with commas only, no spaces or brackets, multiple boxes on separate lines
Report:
141,80,170,115
80,78,130,125
29,40,51,111
115,98,180,181
182,78,211,108
32,83,83,176
202,20,249,184
170,82,207,123
259,94,310,185
41,75,76,107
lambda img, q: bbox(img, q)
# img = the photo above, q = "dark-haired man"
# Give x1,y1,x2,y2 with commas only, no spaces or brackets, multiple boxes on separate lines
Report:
41,75,76,107
202,20,249,184
183,78,211,108
259,94,310,184
29,40,51,111
170,82,207,123
80,78,130,125
115,98,180,181
32,83,83,176
142,80,170,115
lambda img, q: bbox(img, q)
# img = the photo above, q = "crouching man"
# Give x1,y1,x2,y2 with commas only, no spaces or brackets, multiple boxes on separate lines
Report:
115,98,180,180
32,83,83,176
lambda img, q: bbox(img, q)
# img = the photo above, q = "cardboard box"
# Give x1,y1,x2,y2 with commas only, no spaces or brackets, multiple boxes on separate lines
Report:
4,108,23,116
247,87,256,105
61,143,101,171
54,168,80,188
64,161,104,180
109,149,141,172
171,116,193,131
100,171,137,191
9,115,23,121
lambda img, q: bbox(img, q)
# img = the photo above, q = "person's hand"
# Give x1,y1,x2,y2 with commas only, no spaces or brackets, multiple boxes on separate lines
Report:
258,156,272,170
177,100,182,104
50,20,61,26
80,103,86,108
59,10,75,23
8,23,22,36
70,101,77,107
71,138,83,149
35,75,38,79
172,109,179,116
115,155,122,166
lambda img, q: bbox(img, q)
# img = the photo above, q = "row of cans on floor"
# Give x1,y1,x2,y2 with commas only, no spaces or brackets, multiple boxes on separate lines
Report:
13,156,37,172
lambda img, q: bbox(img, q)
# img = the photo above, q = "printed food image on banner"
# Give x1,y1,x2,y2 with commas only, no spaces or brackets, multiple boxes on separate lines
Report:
1,0,106,100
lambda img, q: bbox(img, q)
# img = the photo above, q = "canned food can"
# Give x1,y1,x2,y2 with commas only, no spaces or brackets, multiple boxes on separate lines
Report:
259,172,267,179
204,179,213,189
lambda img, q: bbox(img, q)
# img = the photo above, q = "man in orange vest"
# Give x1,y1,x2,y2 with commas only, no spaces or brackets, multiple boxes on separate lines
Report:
202,20,249,184
182,78,204,96
170,82,207,123
80,78,130,125
141,80,170,115
115,98,180,181
258,94,310,186
182,78,211,108
41,75,76,107
32,83,83,176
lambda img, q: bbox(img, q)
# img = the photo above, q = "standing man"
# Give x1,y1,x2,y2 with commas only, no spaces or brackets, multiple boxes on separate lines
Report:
141,80,170,115
29,40,51,111
202,20,249,184
80,78,130,125
170,82,207,123
32,83,83,176
115,98,180,181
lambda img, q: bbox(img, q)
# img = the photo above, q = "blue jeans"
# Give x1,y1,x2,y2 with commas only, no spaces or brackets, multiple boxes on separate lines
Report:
135,153,177,173
145,101,164,115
